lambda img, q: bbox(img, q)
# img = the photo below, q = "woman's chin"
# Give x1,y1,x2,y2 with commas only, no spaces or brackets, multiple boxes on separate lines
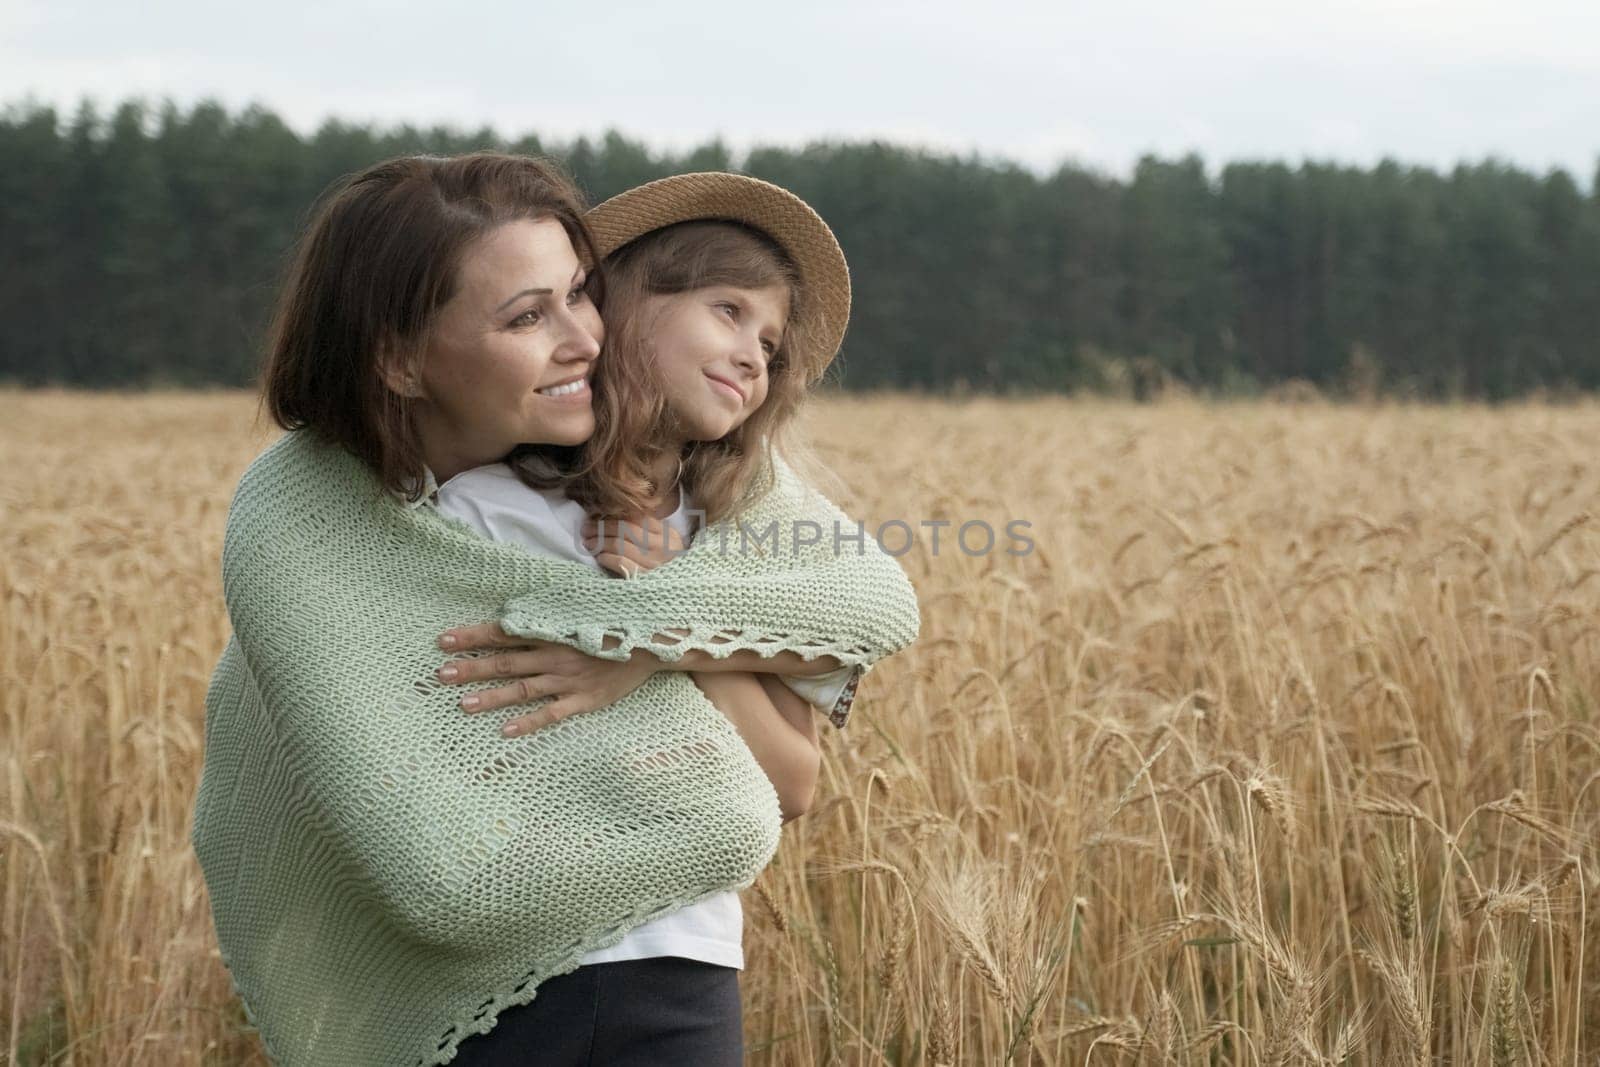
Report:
537,409,595,441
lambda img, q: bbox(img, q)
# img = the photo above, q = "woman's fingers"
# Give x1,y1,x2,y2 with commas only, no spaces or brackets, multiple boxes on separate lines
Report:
438,621,547,652
436,648,556,685
501,698,584,738
492,650,654,737
457,675,564,715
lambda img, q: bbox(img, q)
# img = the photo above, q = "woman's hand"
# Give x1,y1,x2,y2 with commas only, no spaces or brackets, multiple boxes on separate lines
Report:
581,515,689,577
435,630,657,737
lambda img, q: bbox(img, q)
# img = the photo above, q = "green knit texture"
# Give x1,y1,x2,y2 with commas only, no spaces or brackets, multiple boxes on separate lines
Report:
190,430,920,1066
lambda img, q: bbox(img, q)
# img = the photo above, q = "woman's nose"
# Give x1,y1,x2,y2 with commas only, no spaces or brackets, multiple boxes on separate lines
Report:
554,307,602,362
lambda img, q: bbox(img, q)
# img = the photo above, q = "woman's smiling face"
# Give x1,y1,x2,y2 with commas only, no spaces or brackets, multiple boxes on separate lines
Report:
414,216,603,481
644,284,789,444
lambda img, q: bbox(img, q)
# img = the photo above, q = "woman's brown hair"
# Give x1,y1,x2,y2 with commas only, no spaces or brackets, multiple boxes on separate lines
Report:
262,151,599,500
518,220,825,526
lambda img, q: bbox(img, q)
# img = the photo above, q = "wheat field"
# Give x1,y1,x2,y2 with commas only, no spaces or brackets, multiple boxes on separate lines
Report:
3,390,1597,1065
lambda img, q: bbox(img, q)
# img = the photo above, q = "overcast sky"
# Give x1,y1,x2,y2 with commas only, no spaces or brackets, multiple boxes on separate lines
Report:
4,0,1597,179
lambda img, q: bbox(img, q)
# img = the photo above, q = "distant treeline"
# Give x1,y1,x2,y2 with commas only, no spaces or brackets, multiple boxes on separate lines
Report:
3,99,1599,397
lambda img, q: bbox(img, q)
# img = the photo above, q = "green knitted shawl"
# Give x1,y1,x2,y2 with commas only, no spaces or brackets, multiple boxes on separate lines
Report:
191,430,920,1066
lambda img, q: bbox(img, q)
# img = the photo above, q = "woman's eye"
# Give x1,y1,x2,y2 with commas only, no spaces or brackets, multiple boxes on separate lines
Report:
716,302,738,320
511,308,541,328
760,340,777,359
567,286,584,307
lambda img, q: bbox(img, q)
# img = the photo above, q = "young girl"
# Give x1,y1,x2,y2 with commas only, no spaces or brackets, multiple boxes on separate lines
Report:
435,173,868,1064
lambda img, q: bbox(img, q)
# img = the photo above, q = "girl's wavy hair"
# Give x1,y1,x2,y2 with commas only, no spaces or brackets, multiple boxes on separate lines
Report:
515,219,831,526
262,151,599,501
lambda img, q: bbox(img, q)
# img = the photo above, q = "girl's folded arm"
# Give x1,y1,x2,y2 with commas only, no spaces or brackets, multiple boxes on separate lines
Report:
691,671,820,823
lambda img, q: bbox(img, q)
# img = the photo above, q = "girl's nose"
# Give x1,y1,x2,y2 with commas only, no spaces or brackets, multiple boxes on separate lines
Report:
730,334,763,375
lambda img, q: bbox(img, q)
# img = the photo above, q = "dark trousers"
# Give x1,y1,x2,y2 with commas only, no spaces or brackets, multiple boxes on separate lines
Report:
451,956,743,1066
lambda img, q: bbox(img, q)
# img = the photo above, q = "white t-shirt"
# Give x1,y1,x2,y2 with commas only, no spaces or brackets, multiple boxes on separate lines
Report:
431,462,854,971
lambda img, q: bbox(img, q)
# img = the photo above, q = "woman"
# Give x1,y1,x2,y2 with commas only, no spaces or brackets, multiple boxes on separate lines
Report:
191,153,919,1066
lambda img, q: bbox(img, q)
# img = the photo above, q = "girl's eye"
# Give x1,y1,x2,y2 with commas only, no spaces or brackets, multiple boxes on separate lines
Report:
760,340,777,359
716,302,738,320
567,282,586,306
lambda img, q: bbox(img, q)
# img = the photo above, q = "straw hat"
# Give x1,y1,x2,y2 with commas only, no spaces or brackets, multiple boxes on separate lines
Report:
584,172,851,380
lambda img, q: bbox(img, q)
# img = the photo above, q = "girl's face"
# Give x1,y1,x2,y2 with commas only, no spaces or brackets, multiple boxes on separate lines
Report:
414,217,603,480
643,284,790,443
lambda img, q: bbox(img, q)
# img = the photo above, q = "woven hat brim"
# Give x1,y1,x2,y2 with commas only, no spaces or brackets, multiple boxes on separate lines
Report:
584,173,850,380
